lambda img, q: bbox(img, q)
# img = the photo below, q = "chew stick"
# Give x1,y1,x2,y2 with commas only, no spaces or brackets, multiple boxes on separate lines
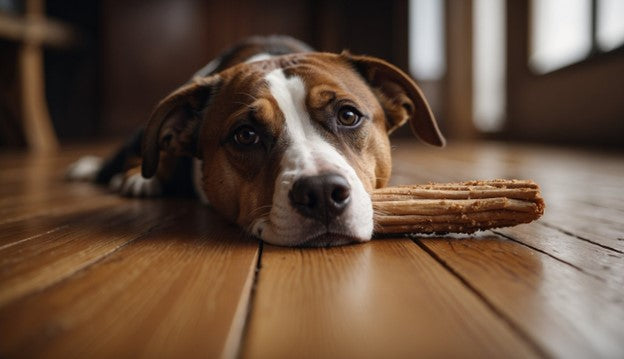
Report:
372,179,545,234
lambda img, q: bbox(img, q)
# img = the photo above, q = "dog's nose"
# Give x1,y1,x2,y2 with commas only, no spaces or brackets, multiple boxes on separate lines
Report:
289,173,351,224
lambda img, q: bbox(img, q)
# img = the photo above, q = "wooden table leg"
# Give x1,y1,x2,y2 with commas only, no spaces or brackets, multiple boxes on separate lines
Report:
19,41,59,152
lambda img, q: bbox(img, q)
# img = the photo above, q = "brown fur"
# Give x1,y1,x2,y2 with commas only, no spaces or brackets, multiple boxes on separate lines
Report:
139,51,444,234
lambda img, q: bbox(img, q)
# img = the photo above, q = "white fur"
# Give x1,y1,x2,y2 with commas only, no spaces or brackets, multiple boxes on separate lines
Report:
120,173,162,197
192,57,222,79
109,173,124,192
66,156,103,181
253,69,374,246
191,53,270,80
245,53,272,63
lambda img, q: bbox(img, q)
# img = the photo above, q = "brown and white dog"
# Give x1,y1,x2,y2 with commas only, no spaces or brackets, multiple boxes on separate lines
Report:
68,35,445,246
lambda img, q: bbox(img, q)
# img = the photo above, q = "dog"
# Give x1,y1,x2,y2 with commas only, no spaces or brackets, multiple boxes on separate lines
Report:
68,35,445,247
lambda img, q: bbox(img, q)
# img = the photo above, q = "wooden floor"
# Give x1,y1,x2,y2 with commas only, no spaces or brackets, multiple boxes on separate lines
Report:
0,140,623,358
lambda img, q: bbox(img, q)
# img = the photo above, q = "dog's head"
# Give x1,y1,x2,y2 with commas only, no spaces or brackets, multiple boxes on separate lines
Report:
141,52,444,246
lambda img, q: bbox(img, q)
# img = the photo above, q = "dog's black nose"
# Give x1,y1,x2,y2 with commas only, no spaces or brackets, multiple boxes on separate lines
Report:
289,173,351,224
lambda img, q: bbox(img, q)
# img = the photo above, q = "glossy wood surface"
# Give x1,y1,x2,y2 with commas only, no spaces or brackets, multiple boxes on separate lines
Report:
0,141,622,358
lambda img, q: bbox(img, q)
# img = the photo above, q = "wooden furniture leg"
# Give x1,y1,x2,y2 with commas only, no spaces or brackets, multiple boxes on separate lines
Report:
19,41,59,152
19,0,58,152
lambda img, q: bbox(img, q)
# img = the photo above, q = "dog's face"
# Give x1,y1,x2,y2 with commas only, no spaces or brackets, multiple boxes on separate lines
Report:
142,52,444,246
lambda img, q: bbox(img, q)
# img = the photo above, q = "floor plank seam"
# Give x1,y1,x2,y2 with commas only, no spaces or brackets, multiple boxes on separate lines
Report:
234,240,264,359
490,230,606,283
411,238,552,359
0,196,119,226
538,221,623,254
0,212,181,308
574,199,624,214
0,225,69,251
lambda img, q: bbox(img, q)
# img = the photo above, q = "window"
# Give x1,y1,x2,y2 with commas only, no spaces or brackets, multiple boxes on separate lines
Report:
597,0,624,51
530,0,592,73
473,0,506,132
408,0,445,81
530,0,624,74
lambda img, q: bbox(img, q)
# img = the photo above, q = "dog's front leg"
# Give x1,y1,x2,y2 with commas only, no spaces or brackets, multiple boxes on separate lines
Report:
112,152,184,198
112,166,162,197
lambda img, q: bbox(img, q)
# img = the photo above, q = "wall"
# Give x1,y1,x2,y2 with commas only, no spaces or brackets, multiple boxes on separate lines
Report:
505,1,624,147
98,0,409,137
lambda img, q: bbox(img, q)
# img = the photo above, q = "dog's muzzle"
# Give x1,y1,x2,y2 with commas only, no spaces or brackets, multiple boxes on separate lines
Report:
289,173,351,225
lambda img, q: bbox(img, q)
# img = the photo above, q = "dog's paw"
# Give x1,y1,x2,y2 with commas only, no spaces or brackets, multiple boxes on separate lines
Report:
119,173,163,197
109,173,124,192
66,156,103,181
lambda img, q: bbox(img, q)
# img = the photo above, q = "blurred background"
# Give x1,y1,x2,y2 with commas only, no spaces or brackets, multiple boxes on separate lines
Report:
0,0,622,152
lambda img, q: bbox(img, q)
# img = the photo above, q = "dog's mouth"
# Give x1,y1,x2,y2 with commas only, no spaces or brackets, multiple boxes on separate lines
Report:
250,215,371,247
296,232,363,247
253,169,375,247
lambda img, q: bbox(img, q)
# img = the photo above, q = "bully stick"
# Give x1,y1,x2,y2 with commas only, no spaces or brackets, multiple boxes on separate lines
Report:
372,179,545,234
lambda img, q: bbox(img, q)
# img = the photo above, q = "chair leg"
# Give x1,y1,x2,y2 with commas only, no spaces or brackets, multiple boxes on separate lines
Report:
19,42,59,152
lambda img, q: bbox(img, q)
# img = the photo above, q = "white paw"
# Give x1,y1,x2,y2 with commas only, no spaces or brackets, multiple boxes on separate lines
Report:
109,173,124,192
66,156,103,181
120,173,162,197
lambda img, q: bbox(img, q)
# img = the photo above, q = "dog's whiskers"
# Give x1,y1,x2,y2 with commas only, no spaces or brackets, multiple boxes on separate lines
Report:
249,205,273,217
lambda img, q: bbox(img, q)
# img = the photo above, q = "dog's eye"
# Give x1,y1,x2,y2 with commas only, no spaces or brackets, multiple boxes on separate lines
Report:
233,126,260,146
337,106,361,127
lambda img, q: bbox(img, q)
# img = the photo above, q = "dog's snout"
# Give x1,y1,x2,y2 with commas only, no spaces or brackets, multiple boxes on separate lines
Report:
289,173,351,223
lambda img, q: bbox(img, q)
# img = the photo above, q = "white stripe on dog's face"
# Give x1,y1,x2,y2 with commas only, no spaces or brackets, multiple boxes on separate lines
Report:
252,69,373,246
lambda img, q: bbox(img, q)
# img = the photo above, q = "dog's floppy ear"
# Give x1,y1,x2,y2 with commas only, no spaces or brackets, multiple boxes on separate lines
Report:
141,76,220,178
343,52,445,147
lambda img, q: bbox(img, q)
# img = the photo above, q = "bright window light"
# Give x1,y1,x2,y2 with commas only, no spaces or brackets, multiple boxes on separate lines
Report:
408,0,445,80
597,0,624,51
530,0,592,73
473,0,506,132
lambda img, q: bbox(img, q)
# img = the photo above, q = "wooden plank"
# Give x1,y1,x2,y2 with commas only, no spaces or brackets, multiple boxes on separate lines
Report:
571,197,624,215
1,139,621,358
0,200,184,306
0,191,122,226
0,147,108,184
495,223,624,287
418,234,624,358
0,170,99,200
541,209,624,253
548,199,624,225
0,194,133,250
0,182,116,221
384,141,624,357
0,142,111,172
390,142,624,252
242,239,540,358
0,204,259,359
0,148,118,224
391,142,624,191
